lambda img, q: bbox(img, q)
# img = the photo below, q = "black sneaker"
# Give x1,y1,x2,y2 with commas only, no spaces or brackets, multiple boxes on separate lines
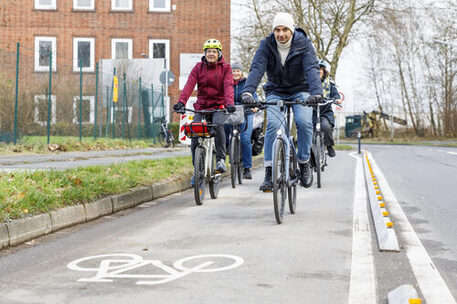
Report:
243,168,252,180
259,167,272,192
327,146,336,157
299,162,313,188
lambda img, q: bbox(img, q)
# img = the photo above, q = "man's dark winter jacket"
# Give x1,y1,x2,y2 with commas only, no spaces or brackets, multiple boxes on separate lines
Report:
243,28,322,98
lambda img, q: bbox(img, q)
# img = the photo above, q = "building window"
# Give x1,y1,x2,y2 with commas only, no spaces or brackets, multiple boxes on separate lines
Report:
34,36,57,72
111,0,132,11
34,95,56,126
149,0,170,12
73,38,95,72
73,0,95,10
73,96,95,124
112,39,133,59
35,0,56,10
149,39,170,68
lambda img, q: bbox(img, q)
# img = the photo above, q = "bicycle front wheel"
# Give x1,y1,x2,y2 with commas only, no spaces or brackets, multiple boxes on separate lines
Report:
194,146,206,205
209,150,220,199
315,135,321,188
167,130,175,148
158,131,169,148
272,139,286,224
229,136,237,188
288,143,297,214
237,138,243,185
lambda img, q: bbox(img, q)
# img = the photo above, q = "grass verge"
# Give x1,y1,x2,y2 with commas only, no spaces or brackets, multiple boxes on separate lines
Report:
0,156,193,222
335,144,353,150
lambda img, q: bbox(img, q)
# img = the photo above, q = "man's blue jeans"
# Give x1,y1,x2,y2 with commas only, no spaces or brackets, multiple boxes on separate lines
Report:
224,113,254,168
264,92,313,167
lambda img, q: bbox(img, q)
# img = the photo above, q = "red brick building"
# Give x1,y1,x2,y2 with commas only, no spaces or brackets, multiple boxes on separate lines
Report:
0,0,231,129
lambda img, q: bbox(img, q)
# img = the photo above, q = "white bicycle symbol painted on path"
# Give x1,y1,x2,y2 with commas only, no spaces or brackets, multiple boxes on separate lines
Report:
67,254,244,285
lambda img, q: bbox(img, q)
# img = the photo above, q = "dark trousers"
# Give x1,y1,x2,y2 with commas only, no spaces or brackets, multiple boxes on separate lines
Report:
191,112,227,165
321,116,334,147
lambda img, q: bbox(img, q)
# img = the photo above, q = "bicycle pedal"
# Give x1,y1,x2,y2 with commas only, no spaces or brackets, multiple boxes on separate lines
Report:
263,189,273,193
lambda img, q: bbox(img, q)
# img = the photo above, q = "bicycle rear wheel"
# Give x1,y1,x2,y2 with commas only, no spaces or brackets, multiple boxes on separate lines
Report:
194,146,206,205
315,135,321,188
209,150,220,199
272,139,286,224
288,143,297,214
158,131,169,148
229,136,237,188
237,139,243,185
167,130,175,148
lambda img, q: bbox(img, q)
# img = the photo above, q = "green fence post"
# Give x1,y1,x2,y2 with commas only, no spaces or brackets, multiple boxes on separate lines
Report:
94,62,98,139
138,77,141,139
122,73,126,139
105,86,110,137
14,42,19,145
151,83,155,143
47,51,52,145
79,59,83,142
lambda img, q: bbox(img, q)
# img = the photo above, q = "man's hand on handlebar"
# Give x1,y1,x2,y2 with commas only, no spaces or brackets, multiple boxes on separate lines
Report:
307,94,323,105
241,92,256,105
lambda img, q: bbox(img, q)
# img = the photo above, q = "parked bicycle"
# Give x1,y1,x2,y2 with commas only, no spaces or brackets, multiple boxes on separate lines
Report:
179,108,230,206
311,98,340,188
249,100,302,224
157,116,175,148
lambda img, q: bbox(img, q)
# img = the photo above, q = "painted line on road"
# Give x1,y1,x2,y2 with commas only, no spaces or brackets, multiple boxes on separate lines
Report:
367,151,457,304
348,152,377,304
447,151,457,156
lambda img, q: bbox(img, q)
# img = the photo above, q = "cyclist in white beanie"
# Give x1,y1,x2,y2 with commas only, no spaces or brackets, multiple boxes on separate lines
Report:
241,12,322,191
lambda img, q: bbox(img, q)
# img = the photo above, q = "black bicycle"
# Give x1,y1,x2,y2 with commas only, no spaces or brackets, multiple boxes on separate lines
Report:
157,116,175,148
311,98,340,188
179,108,229,205
227,106,248,188
249,100,302,224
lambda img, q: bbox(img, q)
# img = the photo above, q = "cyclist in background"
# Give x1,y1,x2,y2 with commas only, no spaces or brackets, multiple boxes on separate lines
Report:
224,62,258,180
174,39,235,186
241,12,323,191
317,59,340,157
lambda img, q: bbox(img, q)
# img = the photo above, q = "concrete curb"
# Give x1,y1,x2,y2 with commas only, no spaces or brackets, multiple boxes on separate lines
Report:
0,155,264,250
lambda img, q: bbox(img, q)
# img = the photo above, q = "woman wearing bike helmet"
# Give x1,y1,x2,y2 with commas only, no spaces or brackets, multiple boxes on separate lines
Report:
224,62,258,180
317,59,340,157
174,39,235,185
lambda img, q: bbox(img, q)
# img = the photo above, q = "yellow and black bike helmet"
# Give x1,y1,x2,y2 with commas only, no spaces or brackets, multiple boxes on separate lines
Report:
203,39,222,51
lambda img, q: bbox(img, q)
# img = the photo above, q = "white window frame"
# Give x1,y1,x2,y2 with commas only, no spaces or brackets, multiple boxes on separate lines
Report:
111,38,133,59
149,0,171,12
111,106,133,123
149,39,170,69
73,96,95,124
111,0,132,11
73,37,95,72
35,0,56,10
34,95,56,126
73,0,95,10
34,36,57,72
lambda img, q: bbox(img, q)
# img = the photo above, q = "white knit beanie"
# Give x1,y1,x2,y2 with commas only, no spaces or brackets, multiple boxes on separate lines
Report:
272,12,295,33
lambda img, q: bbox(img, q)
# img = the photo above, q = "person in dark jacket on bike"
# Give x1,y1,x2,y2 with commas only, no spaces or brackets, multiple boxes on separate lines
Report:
241,12,323,191
224,62,258,179
174,39,235,186
317,59,340,157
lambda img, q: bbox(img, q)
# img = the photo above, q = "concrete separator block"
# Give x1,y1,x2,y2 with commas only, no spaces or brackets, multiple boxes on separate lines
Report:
152,178,189,199
7,213,52,246
133,186,153,205
112,191,138,212
50,204,86,232
0,223,9,249
388,284,420,304
84,197,113,221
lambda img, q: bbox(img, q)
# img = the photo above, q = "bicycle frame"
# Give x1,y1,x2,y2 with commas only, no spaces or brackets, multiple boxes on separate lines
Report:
198,133,216,180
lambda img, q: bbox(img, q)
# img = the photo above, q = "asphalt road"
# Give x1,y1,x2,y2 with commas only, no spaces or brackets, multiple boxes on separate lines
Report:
367,144,457,301
0,147,455,303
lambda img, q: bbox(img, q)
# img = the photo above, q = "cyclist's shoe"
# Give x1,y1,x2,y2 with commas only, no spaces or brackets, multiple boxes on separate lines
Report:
216,159,227,173
299,162,313,188
190,175,195,187
259,167,273,192
327,145,336,157
243,167,252,180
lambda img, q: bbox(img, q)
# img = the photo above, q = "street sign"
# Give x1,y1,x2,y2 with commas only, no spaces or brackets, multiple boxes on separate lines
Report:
160,70,175,85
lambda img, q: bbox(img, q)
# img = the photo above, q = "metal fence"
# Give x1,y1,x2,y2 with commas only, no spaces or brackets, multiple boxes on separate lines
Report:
0,43,168,144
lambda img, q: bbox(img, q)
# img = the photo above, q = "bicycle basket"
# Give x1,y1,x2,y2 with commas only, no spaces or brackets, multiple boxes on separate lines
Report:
184,122,216,138
226,105,245,125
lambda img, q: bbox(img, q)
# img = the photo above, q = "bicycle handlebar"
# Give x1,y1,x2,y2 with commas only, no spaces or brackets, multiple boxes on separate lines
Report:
245,97,341,109
174,108,231,115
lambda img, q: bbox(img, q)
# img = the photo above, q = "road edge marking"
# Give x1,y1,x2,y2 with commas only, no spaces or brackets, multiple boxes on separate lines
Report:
348,152,377,304
367,151,457,304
